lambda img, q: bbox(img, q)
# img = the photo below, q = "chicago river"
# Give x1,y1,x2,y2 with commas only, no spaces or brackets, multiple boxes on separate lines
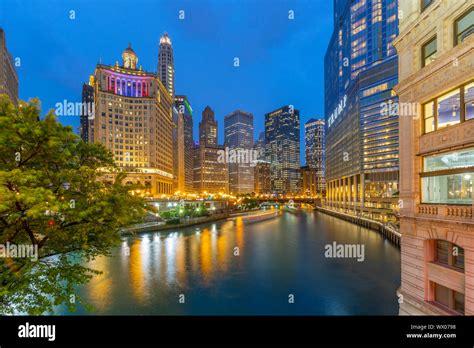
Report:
58,211,401,315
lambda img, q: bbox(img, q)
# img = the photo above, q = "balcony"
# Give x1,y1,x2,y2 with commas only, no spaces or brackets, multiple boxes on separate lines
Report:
417,204,473,221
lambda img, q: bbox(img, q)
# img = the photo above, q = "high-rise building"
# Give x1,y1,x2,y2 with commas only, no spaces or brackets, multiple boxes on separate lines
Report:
172,106,185,193
300,165,318,197
254,161,271,194
158,32,174,98
324,0,400,222
394,0,474,315
265,105,301,195
254,132,271,194
224,110,254,195
80,80,93,143
200,106,218,146
175,95,194,193
193,106,228,194
0,28,18,104
86,44,174,196
305,118,326,196
254,131,266,160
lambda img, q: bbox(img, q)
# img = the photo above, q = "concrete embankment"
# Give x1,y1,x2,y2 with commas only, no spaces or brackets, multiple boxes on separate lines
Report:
315,206,401,246
123,213,230,234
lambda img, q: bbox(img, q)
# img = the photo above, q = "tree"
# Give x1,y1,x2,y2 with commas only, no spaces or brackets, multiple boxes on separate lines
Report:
0,96,149,314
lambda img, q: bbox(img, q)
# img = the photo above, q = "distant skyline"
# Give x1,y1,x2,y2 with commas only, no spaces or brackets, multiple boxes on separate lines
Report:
0,0,332,164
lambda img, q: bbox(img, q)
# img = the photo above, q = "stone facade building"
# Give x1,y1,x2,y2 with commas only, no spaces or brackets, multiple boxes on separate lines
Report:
86,44,174,196
0,28,18,104
193,106,228,194
394,0,474,315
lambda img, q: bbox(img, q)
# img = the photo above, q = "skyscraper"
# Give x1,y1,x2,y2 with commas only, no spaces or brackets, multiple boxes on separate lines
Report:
305,118,326,195
265,105,301,195
193,106,228,194
300,165,318,197
0,28,18,104
86,44,174,196
324,0,399,222
394,0,474,315
254,131,266,161
158,32,174,98
224,110,254,195
200,106,218,146
253,132,271,194
80,80,93,143
172,105,185,193
175,95,194,193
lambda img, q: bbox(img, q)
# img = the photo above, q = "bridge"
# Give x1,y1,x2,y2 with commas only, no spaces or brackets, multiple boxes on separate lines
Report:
145,198,231,212
144,196,321,212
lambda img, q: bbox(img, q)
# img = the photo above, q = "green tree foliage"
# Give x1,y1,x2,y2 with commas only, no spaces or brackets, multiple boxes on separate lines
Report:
0,96,148,314
241,195,258,209
159,203,209,222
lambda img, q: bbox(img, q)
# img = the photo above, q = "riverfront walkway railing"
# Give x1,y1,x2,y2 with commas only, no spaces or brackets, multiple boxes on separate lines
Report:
316,206,401,247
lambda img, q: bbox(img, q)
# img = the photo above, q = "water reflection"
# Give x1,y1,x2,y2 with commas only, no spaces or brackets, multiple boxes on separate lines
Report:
129,238,146,303
85,256,112,311
62,211,401,315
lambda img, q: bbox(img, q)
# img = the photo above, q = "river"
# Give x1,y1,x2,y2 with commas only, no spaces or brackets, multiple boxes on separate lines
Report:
57,211,401,315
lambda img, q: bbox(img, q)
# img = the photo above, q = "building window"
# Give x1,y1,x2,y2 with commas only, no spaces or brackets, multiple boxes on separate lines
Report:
465,82,474,121
421,148,474,204
421,0,433,12
423,147,474,172
422,36,437,67
421,174,474,204
423,81,473,133
438,89,461,129
424,101,435,133
454,8,474,45
435,240,465,270
433,282,465,314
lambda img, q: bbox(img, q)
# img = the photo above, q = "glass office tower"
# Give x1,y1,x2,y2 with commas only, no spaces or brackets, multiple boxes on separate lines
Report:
305,118,326,195
265,105,301,195
324,0,399,222
224,110,254,195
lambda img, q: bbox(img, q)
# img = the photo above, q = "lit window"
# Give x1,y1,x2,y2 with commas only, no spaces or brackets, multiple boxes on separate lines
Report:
425,147,474,171
422,148,474,204
465,82,474,121
387,14,396,23
454,8,474,45
423,81,474,133
424,102,435,133
422,36,437,67
437,89,460,129
422,173,473,204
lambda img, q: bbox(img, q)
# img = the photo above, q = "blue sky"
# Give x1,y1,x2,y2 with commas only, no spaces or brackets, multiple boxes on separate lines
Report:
1,0,333,164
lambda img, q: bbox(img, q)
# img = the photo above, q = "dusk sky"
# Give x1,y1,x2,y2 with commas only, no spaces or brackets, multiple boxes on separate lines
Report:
1,0,333,164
